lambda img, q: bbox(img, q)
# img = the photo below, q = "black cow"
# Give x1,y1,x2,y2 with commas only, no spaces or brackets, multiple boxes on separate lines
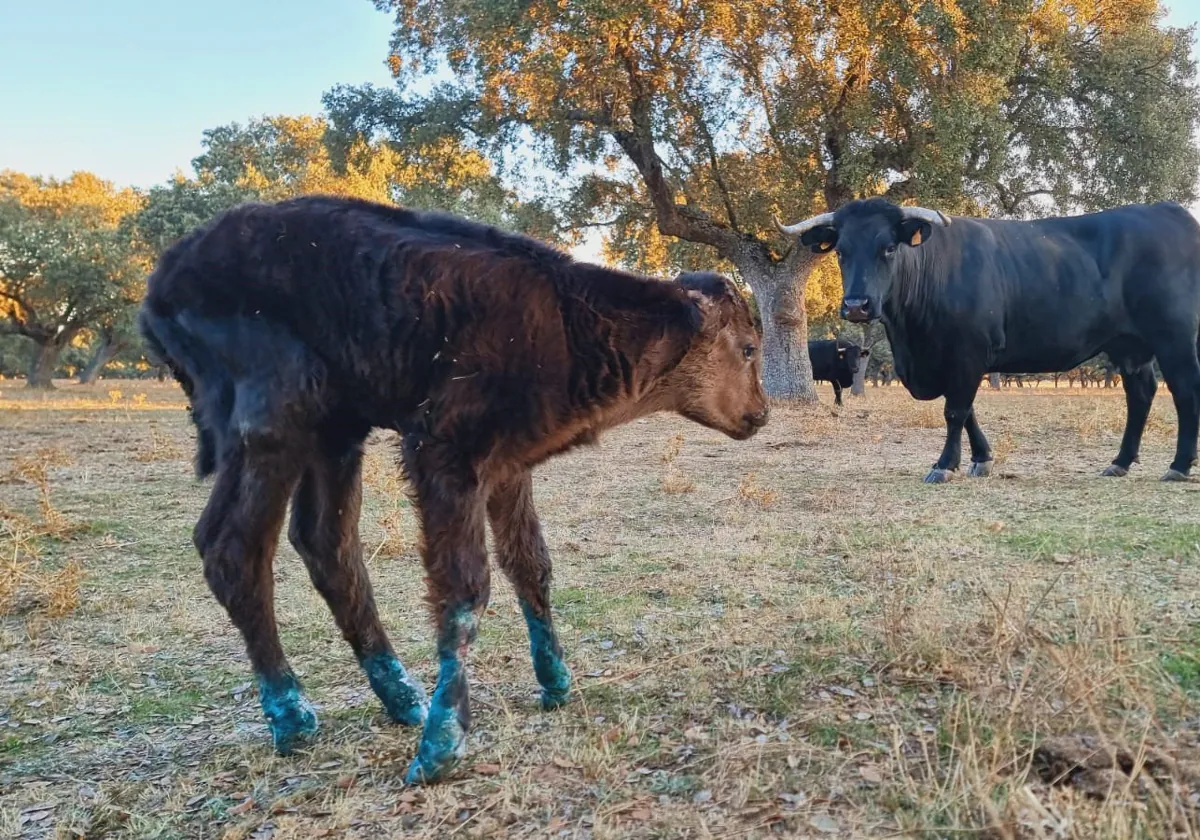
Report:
776,198,1200,483
809,339,869,406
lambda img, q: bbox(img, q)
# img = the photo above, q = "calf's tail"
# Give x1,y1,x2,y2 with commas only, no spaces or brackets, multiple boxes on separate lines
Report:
137,305,228,479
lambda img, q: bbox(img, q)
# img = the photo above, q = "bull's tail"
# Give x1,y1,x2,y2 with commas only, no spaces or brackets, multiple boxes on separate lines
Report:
138,305,228,479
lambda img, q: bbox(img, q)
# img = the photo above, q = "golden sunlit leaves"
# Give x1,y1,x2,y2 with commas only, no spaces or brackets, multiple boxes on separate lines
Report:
0,171,143,228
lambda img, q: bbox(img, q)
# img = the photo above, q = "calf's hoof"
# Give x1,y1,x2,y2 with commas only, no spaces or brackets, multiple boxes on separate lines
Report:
362,652,429,727
923,467,955,484
1161,469,1192,483
258,677,319,756
1101,464,1129,478
534,656,572,710
405,709,468,785
541,682,572,710
967,460,993,478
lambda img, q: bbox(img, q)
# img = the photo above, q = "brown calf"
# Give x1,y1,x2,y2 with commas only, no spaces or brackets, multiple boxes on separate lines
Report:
138,195,768,784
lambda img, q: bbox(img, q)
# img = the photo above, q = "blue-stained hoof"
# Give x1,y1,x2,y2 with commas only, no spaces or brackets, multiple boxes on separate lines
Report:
535,656,572,709
541,684,571,710
257,674,319,755
404,707,467,785
362,652,428,727
1101,463,1129,477
521,600,572,710
1162,468,1192,483
923,467,955,484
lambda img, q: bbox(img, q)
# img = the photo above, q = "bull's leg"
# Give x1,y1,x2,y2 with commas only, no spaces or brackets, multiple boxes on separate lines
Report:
1155,348,1200,481
194,443,314,754
403,448,490,785
288,437,428,727
926,382,981,484
832,382,844,407
1104,363,1156,477
487,471,571,709
963,408,993,477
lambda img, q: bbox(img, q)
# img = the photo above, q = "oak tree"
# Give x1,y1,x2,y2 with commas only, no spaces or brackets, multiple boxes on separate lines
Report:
361,0,1198,398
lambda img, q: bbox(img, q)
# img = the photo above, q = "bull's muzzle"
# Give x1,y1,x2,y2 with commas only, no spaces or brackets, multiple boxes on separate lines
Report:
841,298,874,323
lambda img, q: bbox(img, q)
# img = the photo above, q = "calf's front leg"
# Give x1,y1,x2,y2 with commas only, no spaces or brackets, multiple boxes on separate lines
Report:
403,449,491,785
488,471,572,709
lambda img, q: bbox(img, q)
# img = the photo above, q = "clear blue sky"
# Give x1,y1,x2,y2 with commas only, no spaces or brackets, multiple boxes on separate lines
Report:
1,0,1199,190
0,0,397,187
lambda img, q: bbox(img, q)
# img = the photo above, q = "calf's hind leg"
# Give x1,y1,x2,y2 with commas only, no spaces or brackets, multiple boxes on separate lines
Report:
288,436,428,727
488,471,571,709
194,443,315,754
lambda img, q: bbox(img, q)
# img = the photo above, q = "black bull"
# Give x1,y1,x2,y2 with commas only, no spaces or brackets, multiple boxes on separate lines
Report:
809,340,869,406
777,198,1200,483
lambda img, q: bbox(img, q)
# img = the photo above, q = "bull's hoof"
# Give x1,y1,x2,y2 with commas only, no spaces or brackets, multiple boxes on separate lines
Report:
967,460,994,478
404,706,468,785
1161,468,1192,483
1101,464,1129,478
923,467,956,484
362,652,429,727
257,675,319,756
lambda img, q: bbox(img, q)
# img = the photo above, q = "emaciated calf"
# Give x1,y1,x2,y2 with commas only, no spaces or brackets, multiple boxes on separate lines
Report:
138,196,769,784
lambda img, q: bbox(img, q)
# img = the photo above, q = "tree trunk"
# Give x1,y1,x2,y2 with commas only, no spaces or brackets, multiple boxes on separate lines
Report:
78,336,124,385
736,252,819,402
988,372,1001,389
851,362,866,397
26,340,63,389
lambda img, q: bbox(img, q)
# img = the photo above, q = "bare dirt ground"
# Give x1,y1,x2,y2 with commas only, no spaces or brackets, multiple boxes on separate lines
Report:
3,379,1200,839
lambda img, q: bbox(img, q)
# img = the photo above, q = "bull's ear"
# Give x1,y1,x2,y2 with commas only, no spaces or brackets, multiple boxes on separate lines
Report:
799,225,838,255
897,218,932,248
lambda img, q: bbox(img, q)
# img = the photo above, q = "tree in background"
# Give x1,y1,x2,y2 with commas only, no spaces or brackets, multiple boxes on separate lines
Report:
189,112,563,241
358,0,1198,399
0,178,146,387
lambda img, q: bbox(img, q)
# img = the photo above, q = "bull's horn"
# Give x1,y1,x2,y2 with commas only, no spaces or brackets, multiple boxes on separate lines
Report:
900,206,951,227
774,212,835,237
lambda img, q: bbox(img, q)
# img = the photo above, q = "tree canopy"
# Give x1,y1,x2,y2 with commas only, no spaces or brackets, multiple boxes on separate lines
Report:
359,0,1200,398
0,174,146,386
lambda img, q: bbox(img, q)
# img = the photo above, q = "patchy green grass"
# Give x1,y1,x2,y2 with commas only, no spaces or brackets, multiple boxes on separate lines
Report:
2,379,1200,838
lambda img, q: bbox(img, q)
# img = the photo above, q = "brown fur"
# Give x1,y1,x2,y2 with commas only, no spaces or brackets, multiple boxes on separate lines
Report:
138,196,767,763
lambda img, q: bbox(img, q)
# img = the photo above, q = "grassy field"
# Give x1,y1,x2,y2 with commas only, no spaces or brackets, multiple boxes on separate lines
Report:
3,379,1200,838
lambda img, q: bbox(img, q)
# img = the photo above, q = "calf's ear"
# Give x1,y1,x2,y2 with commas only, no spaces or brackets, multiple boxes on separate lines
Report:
897,218,932,248
799,226,838,254
684,289,731,331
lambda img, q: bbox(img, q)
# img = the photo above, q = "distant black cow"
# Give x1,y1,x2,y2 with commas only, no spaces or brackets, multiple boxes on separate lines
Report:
777,198,1200,483
809,339,869,405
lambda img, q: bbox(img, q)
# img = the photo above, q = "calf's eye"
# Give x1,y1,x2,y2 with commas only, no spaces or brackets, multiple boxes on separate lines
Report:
743,344,756,360
884,244,897,257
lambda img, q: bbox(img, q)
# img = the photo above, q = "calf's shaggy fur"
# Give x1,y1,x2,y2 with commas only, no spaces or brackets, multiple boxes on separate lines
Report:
139,195,768,783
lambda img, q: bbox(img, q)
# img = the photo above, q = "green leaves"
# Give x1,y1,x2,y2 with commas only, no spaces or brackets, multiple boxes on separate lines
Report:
0,197,143,344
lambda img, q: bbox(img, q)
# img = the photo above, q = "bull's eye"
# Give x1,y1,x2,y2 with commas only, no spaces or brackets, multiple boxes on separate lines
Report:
884,244,897,257
743,344,756,360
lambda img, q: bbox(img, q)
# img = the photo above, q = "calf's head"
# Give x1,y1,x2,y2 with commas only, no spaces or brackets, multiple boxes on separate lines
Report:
776,198,951,322
666,271,769,440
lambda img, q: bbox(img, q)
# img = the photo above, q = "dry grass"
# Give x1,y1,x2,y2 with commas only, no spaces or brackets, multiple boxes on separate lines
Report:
2,379,1200,838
